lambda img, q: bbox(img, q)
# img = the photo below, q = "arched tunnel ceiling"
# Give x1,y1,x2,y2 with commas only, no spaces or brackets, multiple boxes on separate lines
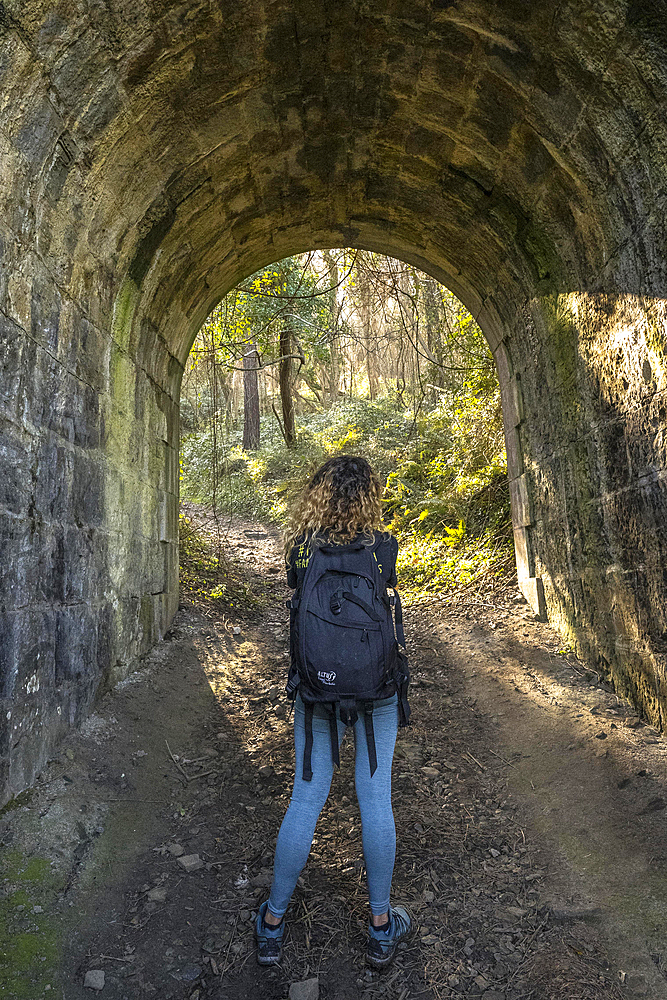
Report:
8,0,666,374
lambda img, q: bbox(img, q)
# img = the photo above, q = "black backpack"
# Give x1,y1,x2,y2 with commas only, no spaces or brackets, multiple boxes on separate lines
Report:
285,536,410,782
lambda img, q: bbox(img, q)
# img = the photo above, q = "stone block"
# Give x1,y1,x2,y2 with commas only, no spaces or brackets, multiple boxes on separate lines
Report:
0,702,11,757
13,95,61,166
0,330,26,427
46,372,102,450
0,314,25,418
0,420,33,515
0,755,9,805
95,602,115,680
54,604,99,690
33,440,72,523
0,606,56,705
30,272,62,354
500,376,522,430
35,440,102,529
159,491,178,543
594,417,632,494
70,451,104,527
0,616,16,701
20,520,64,606
59,524,107,604
161,441,178,492
163,539,178,593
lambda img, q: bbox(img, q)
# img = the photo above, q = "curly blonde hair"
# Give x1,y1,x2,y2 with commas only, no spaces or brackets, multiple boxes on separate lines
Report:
284,455,383,564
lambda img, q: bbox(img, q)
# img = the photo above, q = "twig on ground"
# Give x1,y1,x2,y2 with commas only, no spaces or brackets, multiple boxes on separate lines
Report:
487,747,516,768
165,739,189,784
465,749,486,771
219,910,240,982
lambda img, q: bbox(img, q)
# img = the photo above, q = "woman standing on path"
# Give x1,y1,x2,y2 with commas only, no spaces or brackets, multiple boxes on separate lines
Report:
255,454,413,969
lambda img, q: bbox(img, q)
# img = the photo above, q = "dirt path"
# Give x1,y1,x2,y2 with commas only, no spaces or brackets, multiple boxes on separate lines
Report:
2,517,667,998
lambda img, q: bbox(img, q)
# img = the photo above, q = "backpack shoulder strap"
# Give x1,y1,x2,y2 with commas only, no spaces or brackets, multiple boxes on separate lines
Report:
301,700,340,782
303,701,314,782
363,701,378,777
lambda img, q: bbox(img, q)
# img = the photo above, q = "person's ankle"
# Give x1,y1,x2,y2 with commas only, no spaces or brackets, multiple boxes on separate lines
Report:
263,907,283,928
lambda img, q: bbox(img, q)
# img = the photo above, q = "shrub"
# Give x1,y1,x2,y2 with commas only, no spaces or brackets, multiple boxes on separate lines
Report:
180,388,510,597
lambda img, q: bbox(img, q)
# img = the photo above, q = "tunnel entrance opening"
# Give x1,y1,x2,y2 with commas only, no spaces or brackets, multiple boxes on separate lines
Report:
177,249,512,614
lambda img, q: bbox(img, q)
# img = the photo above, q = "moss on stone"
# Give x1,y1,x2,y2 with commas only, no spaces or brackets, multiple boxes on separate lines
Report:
111,277,140,353
0,850,64,996
0,787,35,816
539,293,582,433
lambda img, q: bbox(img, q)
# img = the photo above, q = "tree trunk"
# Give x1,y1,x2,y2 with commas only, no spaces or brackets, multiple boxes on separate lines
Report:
279,326,296,447
322,249,340,405
242,342,260,450
359,264,376,400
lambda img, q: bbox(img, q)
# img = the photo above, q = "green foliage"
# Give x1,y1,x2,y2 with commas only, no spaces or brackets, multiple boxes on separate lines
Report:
181,387,511,597
180,250,512,597
182,253,347,435
179,514,258,611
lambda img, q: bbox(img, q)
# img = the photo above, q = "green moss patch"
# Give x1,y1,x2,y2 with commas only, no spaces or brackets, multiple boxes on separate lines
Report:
0,850,65,996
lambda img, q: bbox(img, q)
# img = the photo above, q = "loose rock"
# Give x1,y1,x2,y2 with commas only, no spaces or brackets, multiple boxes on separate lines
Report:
178,853,204,872
289,978,319,1000
84,969,105,990
250,871,272,888
175,964,202,982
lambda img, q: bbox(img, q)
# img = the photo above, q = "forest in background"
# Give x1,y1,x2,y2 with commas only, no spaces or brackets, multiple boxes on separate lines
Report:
179,250,512,601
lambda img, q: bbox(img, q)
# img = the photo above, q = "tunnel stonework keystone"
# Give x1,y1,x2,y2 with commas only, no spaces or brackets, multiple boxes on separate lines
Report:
1,0,666,802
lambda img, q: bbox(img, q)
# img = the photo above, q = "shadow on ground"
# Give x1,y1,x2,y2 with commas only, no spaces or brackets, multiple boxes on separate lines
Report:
1,516,663,998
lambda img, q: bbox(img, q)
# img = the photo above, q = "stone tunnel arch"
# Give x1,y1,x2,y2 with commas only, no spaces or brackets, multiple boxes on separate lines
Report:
1,0,666,803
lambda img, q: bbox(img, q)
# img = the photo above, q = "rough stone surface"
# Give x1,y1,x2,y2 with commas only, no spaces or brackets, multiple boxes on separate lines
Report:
177,853,204,872
83,969,105,990
289,978,319,1000
0,0,666,801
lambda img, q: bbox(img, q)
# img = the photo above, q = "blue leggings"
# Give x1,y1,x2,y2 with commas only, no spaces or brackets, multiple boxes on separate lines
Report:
267,693,399,919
